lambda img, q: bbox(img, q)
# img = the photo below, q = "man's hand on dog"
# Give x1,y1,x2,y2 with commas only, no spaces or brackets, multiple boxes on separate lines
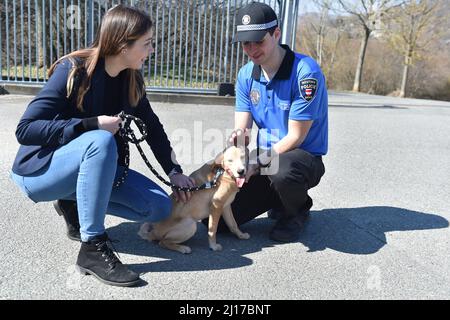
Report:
228,128,250,147
169,173,196,203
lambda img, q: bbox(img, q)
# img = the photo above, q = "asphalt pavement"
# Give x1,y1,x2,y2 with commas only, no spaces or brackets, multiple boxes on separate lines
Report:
0,91,449,300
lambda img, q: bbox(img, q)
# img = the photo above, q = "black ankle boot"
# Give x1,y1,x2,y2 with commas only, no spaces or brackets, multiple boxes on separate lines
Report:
53,200,81,242
269,198,313,242
267,207,283,220
76,233,141,287
269,211,310,242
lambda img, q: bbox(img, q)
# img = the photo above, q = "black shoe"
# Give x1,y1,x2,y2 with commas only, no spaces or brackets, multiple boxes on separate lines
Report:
76,233,141,287
269,211,310,243
267,208,282,220
53,200,81,242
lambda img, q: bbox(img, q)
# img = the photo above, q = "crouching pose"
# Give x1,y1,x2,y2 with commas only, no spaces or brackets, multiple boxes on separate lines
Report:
10,5,194,287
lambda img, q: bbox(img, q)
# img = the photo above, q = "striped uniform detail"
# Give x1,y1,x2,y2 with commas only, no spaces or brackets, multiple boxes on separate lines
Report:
237,20,278,32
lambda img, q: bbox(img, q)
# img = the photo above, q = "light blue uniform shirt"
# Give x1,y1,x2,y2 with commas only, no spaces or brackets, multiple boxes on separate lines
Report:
236,45,328,156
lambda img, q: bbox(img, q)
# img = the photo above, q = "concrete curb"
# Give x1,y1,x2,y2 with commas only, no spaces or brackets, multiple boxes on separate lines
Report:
0,83,236,106
3,83,449,109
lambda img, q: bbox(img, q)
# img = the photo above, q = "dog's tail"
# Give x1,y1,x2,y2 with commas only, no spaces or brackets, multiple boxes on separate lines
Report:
138,222,153,241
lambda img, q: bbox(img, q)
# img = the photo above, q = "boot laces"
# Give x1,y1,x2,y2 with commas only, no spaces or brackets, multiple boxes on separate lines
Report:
95,236,121,268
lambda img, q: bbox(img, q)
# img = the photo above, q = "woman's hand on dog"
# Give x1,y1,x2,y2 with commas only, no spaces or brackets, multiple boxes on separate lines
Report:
169,173,196,203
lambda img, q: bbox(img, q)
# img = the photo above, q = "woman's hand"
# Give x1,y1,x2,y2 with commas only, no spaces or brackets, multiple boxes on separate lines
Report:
169,173,196,203
98,115,122,134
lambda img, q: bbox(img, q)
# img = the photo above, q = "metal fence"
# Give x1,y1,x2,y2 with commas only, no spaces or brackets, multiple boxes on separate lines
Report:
0,0,299,94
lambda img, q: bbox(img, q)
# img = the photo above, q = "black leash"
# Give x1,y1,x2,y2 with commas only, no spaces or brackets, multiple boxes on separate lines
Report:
114,111,224,191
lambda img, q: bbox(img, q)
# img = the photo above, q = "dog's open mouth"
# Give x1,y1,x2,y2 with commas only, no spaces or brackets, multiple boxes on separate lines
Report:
235,177,245,188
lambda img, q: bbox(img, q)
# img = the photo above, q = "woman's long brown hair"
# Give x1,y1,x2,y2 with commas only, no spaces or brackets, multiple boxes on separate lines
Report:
48,4,152,111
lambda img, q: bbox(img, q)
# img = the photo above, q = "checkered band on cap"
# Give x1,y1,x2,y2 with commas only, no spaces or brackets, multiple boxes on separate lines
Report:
237,19,278,32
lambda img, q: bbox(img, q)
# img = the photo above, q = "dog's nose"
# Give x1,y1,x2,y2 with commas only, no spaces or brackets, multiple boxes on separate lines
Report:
237,168,245,176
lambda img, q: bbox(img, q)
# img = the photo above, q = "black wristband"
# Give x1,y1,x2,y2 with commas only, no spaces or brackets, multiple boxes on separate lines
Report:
257,157,271,168
82,117,99,131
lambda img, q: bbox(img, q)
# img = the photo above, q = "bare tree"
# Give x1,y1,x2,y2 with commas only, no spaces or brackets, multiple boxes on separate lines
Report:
330,0,402,92
386,0,443,97
326,17,345,84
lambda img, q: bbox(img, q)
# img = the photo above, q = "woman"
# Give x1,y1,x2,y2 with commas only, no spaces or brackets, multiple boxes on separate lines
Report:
10,5,194,287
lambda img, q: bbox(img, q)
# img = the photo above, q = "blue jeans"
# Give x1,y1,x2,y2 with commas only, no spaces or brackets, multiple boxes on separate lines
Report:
11,130,172,241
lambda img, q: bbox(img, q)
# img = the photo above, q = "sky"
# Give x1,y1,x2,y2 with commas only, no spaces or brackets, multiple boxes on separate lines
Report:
299,0,321,14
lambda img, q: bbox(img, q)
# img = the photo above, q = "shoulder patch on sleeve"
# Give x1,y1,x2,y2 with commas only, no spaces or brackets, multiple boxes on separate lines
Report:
299,78,318,102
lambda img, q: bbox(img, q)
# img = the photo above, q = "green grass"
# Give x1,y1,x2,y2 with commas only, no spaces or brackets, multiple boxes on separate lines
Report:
2,65,219,89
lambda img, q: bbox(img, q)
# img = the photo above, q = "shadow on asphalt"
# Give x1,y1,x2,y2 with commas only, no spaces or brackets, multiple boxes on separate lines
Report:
106,206,448,276
299,206,448,254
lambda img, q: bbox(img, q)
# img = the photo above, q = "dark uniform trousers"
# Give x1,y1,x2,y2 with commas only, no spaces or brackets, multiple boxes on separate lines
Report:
214,148,326,232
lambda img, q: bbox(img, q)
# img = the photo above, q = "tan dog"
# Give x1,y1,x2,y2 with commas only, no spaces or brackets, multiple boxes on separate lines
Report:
138,146,250,253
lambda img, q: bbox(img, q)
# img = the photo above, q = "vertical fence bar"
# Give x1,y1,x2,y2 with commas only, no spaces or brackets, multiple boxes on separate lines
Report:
200,0,207,87
206,0,213,85
194,0,201,86
20,0,24,80
35,0,38,81
171,1,178,88
0,0,3,80
223,0,230,83
57,0,60,59
212,0,219,83
177,0,184,87
50,0,53,65
87,0,93,46
77,0,80,50
153,1,159,85
146,0,152,86
183,0,190,87
28,0,31,80
160,3,165,86
12,0,17,80
63,0,67,55
6,0,10,80
165,1,171,87
291,0,299,50
97,0,101,37
188,0,196,86
218,0,225,83
229,0,237,85
43,0,47,80
70,0,74,52
84,0,87,47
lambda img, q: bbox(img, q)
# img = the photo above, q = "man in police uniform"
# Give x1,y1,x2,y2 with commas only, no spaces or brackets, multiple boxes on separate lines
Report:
225,2,328,242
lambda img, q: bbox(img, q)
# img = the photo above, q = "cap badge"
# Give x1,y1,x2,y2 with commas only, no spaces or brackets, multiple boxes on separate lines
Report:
242,15,251,25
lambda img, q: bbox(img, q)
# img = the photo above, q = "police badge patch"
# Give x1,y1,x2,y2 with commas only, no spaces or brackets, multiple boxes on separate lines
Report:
250,89,260,105
299,78,318,102
242,14,251,25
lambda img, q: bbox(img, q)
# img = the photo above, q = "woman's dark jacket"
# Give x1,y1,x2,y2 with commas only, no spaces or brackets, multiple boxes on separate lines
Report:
12,58,182,176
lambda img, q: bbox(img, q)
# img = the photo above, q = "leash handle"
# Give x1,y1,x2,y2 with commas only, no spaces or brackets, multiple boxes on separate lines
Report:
114,112,223,192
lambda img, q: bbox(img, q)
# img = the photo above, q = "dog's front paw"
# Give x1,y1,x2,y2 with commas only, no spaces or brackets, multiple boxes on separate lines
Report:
237,232,250,240
138,223,152,240
209,243,223,251
177,245,192,254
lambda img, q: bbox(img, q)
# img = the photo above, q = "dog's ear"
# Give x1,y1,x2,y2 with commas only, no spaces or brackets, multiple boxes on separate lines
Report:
213,150,225,167
206,149,225,168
